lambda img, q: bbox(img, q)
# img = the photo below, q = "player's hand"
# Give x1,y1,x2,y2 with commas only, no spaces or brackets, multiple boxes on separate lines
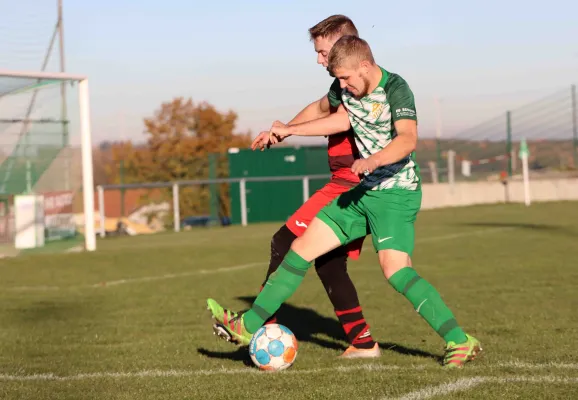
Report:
351,157,379,176
269,120,291,144
251,131,274,151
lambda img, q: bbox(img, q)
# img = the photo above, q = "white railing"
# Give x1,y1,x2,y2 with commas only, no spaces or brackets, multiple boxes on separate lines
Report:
96,174,332,238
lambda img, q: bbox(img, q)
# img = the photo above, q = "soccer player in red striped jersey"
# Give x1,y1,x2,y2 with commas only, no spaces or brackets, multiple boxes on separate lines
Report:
209,15,379,358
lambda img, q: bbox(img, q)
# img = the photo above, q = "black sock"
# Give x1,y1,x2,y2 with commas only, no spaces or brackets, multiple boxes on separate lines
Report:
315,248,376,349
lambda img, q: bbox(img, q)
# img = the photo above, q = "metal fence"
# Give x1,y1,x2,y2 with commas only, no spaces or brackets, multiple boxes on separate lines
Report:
432,85,577,182
97,174,331,236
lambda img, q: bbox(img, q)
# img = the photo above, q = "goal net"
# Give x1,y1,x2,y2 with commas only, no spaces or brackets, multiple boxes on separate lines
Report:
0,70,95,252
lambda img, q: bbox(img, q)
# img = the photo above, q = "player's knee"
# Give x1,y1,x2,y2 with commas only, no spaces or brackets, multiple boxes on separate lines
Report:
379,249,411,279
271,225,297,260
289,235,305,255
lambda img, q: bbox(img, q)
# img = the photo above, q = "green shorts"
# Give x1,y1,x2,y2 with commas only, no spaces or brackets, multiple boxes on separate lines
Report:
317,184,422,256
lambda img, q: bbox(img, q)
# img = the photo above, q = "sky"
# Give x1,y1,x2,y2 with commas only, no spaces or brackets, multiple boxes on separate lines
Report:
1,0,578,146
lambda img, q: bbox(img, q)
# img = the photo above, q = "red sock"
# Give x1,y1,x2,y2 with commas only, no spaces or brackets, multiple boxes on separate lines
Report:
335,307,376,349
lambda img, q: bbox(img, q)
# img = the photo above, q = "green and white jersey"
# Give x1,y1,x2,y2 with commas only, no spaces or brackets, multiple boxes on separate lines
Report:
328,67,421,191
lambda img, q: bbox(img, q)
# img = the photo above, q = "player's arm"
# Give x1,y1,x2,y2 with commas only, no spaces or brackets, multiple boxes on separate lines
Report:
251,79,341,150
271,103,350,138
367,119,417,168
250,95,333,151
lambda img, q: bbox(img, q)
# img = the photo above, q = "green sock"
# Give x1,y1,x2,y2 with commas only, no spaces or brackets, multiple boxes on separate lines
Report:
244,250,311,333
389,267,468,344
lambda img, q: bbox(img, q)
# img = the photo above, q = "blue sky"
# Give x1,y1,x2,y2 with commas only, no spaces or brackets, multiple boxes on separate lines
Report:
2,0,578,145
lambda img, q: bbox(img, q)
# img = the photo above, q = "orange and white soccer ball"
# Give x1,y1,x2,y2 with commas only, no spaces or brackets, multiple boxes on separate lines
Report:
248,323,298,371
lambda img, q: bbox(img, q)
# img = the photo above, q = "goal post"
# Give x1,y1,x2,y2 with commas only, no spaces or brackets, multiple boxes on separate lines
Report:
0,69,96,251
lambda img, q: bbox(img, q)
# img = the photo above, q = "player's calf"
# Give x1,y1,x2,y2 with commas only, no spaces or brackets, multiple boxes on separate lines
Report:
257,225,297,326
315,249,377,351
263,225,296,285
380,250,482,365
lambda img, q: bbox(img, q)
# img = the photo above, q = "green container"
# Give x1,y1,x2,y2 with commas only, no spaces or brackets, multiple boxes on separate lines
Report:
228,145,330,224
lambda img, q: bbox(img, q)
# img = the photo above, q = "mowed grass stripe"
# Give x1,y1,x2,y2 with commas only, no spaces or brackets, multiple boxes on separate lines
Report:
5,226,518,292
1,362,577,382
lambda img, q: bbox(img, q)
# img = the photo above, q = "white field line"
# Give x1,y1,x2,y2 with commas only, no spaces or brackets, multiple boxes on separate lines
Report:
1,362,577,382
391,377,486,400
7,227,508,292
89,262,267,288
1,226,521,292
7,262,266,292
389,375,578,400
416,227,515,244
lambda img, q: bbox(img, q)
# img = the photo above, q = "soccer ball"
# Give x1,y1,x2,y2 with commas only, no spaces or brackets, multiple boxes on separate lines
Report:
248,323,298,371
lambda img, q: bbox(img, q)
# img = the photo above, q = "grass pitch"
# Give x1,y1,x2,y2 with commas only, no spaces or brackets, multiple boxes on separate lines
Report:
0,201,577,399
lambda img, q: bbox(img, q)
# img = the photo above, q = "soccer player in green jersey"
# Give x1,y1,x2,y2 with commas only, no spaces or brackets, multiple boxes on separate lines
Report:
208,36,482,368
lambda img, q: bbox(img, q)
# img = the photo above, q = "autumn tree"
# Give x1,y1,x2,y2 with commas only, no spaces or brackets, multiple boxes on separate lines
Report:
106,97,251,223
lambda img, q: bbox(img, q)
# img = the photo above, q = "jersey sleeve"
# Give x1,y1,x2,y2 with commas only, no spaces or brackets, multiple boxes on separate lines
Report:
327,78,342,108
386,75,417,122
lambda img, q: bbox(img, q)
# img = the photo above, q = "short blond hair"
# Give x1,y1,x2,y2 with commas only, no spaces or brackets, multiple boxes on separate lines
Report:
308,15,358,41
328,36,375,74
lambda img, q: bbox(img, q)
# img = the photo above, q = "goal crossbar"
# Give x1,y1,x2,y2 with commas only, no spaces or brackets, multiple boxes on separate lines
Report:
0,69,87,81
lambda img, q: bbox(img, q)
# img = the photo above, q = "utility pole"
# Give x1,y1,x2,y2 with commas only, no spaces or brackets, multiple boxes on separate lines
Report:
434,97,443,183
119,112,126,219
570,85,578,169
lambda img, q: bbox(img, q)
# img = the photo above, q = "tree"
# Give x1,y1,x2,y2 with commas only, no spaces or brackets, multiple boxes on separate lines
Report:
106,97,251,223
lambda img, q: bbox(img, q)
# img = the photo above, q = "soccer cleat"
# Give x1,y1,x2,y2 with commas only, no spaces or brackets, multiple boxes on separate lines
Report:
206,298,252,346
442,334,482,368
207,298,239,326
339,343,381,359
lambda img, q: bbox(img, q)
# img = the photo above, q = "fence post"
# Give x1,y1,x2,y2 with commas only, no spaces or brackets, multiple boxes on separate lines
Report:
428,161,438,184
64,158,70,191
172,183,180,232
447,150,455,187
434,96,443,183
119,159,125,218
571,85,578,168
208,153,219,224
25,160,32,193
436,139,443,183
511,146,517,172
240,179,247,227
506,111,512,176
97,185,105,238
302,176,310,203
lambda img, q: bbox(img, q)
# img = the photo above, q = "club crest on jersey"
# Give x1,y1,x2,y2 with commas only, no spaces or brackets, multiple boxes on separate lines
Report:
370,103,384,119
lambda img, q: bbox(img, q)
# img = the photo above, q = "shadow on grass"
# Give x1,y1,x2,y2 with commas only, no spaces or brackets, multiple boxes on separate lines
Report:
456,221,577,236
8,299,88,324
196,347,254,366
197,296,441,363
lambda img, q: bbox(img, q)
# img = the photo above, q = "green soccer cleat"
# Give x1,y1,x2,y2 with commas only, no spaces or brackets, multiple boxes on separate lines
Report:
206,298,252,346
442,334,482,368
